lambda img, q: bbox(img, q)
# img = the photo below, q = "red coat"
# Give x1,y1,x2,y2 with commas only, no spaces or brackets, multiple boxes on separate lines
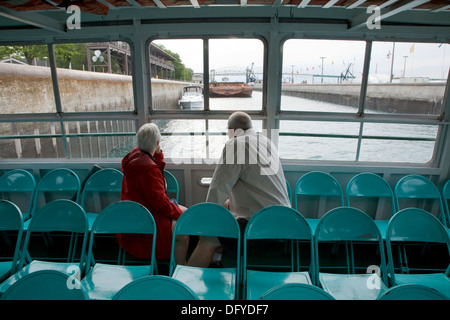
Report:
116,147,182,260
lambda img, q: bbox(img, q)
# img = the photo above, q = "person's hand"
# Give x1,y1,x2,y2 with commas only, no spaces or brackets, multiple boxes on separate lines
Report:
154,142,161,154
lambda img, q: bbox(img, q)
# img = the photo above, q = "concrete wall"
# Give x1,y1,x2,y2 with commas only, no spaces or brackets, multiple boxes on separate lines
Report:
0,63,190,113
0,63,134,113
280,83,446,114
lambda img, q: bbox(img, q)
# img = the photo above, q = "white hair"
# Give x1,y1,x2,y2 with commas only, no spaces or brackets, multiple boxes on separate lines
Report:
136,123,161,153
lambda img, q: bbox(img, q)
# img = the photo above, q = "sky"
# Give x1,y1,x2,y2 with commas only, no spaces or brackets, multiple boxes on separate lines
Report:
153,38,450,83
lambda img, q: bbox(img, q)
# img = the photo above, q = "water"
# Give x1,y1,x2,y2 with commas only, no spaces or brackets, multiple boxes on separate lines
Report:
129,90,438,164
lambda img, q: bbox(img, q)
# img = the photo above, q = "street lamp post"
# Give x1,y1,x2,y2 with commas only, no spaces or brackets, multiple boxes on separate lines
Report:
320,57,326,84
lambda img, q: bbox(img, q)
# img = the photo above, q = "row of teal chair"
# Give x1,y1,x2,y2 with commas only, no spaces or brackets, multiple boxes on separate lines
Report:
0,199,157,300
0,167,179,230
287,172,450,236
1,200,448,300
167,203,449,300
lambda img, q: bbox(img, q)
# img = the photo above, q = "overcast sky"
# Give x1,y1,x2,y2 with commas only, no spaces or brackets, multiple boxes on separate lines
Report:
153,39,450,82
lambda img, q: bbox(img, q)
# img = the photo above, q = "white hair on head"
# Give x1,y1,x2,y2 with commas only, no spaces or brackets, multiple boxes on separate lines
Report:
227,111,253,131
136,123,161,153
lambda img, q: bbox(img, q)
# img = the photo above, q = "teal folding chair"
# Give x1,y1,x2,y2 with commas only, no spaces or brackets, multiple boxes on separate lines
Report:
394,174,448,227
242,205,314,300
0,199,88,295
314,207,388,300
164,170,179,202
81,201,157,300
169,202,241,300
0,270,88,300
259,283,335,300
80,168,123,230
346,172,397,239
385,208,450,298
378,284,449,300
24,168,81,230
113,275,199,300
0,169,36,221
0,200,24,282
293,171,344,235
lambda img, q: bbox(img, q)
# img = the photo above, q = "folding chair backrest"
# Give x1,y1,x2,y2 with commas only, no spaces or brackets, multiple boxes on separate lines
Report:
170,202,240,276
245,205,311,241
88,201,156,272
20,199,88,269
259,283,335,300
0,169,36,216
315,207,387,285
173,202,240,239
316,207,382,242
378,284,449,300
113,275,199,300
0,270,88,300
294,171,344,214
394,174,446,225
386,208,450,283
0,200,24,274
346,172,396,217
32,168,81,216
164,170,179,202
80,168,123,211
386,208,450,245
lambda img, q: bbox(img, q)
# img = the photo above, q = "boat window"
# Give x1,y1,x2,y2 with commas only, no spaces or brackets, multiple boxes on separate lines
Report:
150,39,203,111
280,39,366,112
156,119,263,161
209,38,263,111
0,122,64,159
367,42,449,115
278,120,360,161
358,123,438,163
0,44,55,114
54,42,134,113
0,120,136,160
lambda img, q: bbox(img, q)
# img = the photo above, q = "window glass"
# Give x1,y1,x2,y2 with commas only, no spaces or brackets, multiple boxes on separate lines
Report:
150,39,203,111
278,121,360,161
367,42,449,115
358,123,438,163
157,119,263,161
0,44,55,114
209,38,263,111
281,39,366,112
55,42,134,113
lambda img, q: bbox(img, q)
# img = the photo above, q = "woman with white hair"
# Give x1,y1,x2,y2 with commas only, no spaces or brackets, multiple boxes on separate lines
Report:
116,123,188,265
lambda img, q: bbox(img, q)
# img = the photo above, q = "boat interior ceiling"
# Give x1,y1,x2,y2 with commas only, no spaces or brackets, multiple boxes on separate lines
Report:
0,0,449,36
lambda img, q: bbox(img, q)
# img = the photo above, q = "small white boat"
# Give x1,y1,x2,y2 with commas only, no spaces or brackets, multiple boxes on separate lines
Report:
178,86,203,110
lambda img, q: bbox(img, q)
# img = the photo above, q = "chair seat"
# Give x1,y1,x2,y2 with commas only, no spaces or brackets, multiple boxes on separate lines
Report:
319,273,388,300
394,273,450,298
246,270,311,300
82,263,152,300
0,260,75,294
171,265,237,300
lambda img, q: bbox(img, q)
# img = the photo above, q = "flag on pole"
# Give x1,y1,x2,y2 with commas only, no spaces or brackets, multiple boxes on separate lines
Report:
410,44,415,53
